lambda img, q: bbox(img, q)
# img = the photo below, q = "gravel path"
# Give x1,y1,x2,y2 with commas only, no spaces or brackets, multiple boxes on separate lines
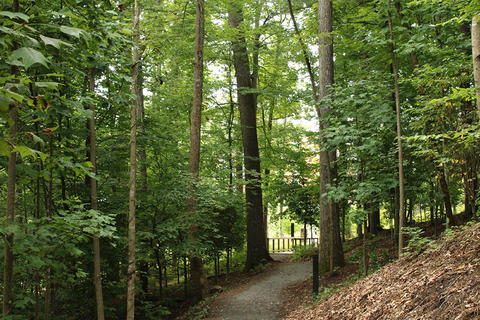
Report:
205,255,310,320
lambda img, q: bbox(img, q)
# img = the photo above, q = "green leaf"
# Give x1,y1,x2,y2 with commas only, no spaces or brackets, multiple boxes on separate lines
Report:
0,11,29,22
0,26,25,37
7,47,49,69
0,95,12,113
11,145,47,160
5,89,23,103
40,35,72,48
12,145,36,158
0,140,10,157
70,247,83,257
0,26,38,45
60,26,84,38
37,150,48,162
35,81,59,89
29,133,45,146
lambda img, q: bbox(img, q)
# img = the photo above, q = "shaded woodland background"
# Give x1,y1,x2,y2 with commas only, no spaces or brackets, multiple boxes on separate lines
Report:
1,0,480,319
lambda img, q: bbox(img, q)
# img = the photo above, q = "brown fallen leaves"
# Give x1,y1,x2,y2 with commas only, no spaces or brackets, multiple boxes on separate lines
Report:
284,223,480,320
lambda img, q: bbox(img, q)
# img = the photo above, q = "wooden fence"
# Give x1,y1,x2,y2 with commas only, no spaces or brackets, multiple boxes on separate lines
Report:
267,237,318,253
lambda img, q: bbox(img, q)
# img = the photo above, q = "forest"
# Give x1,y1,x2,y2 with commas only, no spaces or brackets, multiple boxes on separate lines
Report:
1,0,480,319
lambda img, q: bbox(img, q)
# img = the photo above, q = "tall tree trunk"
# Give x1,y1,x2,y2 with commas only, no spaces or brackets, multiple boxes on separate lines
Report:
138,63,147,193
188,0,208,302
317,0,344,272
369,202,381,234
407,198,414,224
44,133,54,320
36,118,55,320
3,1,19,315
261,100,274,250
438,167,455,225
3,75,17,318
137,40,150,299
362,214,369,277
88,69,105,320
127,0,140,318
227,64,235,189
228,1,270,270
393,186,399,248
387,0,406,256
430,179,436,225
463,153,477,219
472,15,480,118
289,0,343,267
469,18,480,219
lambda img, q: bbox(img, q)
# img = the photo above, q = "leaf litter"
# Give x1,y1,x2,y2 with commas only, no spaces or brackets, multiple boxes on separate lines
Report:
283,223,480,320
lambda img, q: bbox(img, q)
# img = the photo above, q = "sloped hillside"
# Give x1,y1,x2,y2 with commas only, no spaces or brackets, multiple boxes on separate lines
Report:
285,223,480,320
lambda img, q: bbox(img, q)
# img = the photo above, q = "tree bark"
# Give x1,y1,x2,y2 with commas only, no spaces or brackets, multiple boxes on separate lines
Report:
127,0,140,318
88,69,105,320
369,202,381,234
3,1,19,315
188,0,208,302
289,0,343,268
362,217,369,277
438,167,455,225
3,80,17,318
228,1,270,270
472,15,480,117
137,55,150,297
407,198,414,224
387,0,406,257
463,153,477,219
317,0,344,272
44,134,54,320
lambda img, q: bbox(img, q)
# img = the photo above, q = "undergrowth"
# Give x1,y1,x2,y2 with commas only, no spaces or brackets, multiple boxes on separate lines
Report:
291,245,318,260
310,274,360,306
402,226,435,256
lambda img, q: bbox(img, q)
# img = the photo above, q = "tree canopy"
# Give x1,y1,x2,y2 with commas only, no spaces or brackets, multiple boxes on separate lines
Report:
1,0,479,318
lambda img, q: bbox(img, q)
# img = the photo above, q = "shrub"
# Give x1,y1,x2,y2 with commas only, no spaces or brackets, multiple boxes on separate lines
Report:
291,245,318,260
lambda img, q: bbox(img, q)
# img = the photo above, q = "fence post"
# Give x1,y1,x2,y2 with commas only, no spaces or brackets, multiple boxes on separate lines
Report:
313,253,319,297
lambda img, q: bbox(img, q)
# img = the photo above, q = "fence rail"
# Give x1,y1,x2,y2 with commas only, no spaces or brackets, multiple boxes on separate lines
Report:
267,237,318,253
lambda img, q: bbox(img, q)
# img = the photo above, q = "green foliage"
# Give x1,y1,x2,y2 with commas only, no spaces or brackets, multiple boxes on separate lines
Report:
402,226,435,255
137,301,171,320
251,258,272,274
291,244,318,260
1,0,479,318
57,205,117,239
312,274,359,304
8,47,49,69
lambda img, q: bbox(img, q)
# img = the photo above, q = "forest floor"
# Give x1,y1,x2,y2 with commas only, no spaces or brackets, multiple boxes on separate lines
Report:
182,234,394,319
284,222,480,320
178,218,480,320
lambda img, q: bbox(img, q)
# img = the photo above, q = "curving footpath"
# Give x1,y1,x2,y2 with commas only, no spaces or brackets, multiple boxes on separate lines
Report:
205,255,310,320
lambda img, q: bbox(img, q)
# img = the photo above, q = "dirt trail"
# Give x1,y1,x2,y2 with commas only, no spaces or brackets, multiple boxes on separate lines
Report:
205,254,310,320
